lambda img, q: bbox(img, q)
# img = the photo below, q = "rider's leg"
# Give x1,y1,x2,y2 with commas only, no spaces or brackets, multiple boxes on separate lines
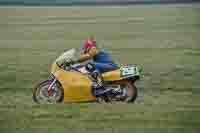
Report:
86,62,119,87
89,62,118,73
86,63,103,88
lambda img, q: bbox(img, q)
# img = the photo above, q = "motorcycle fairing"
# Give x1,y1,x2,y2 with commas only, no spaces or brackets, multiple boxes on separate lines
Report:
53,68,96,103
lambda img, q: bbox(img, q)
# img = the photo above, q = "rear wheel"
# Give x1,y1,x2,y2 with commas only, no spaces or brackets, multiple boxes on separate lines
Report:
108,80,138,103
33,80,64,104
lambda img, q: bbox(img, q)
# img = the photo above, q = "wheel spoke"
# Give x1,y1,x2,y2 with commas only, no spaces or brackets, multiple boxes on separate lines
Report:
105,81,137,103
33,80,63,104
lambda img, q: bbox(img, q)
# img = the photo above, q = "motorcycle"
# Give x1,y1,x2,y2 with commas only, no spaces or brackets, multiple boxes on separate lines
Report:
33,49,141,104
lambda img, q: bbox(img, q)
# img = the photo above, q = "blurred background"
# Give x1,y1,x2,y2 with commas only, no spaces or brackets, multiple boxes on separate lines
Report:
0,1,200,133
0,0,199,5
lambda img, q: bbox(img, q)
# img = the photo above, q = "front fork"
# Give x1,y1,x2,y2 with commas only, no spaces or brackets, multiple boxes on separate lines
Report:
47,78,57,96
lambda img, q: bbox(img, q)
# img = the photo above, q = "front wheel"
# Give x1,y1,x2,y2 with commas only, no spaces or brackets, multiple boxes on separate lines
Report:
33,79,64,104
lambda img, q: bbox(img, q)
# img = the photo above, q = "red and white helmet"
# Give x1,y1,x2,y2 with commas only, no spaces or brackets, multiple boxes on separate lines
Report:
82,37,96,53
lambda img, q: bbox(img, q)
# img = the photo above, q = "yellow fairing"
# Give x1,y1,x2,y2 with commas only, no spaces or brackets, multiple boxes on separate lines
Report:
51,62,60,74
102,69,123,81
51,63,96,103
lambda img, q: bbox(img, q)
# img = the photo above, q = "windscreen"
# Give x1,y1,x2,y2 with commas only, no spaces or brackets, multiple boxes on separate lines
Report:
54,48,77,65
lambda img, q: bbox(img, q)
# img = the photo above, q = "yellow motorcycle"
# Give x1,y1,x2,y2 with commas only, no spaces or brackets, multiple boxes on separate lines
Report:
33,49,140,103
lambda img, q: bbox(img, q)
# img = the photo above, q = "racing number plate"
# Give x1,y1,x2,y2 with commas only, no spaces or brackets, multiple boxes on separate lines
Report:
121,66,139,77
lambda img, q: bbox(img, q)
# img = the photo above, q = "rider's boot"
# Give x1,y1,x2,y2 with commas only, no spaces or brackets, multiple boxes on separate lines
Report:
91,70,103,89
86,63,104,89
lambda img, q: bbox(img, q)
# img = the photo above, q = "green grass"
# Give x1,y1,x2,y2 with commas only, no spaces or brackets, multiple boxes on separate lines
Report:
0,4,200,133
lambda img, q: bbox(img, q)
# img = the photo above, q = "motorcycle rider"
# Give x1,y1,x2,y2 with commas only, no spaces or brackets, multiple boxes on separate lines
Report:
73,36,119,89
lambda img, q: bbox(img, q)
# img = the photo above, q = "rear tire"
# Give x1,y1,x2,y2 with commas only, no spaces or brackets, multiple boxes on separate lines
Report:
111,80,138,103
33,80,64,104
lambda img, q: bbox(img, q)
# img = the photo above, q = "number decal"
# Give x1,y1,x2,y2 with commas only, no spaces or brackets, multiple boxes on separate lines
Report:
120,66,139,77
121,67,134,76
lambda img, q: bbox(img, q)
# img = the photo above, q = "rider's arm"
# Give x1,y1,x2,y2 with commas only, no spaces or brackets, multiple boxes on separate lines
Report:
78,47,97,62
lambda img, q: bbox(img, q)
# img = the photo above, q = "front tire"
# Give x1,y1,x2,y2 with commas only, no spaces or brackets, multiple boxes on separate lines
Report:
33,80,64,104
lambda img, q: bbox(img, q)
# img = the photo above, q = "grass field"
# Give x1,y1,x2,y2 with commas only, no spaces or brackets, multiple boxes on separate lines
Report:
0,4,200,133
